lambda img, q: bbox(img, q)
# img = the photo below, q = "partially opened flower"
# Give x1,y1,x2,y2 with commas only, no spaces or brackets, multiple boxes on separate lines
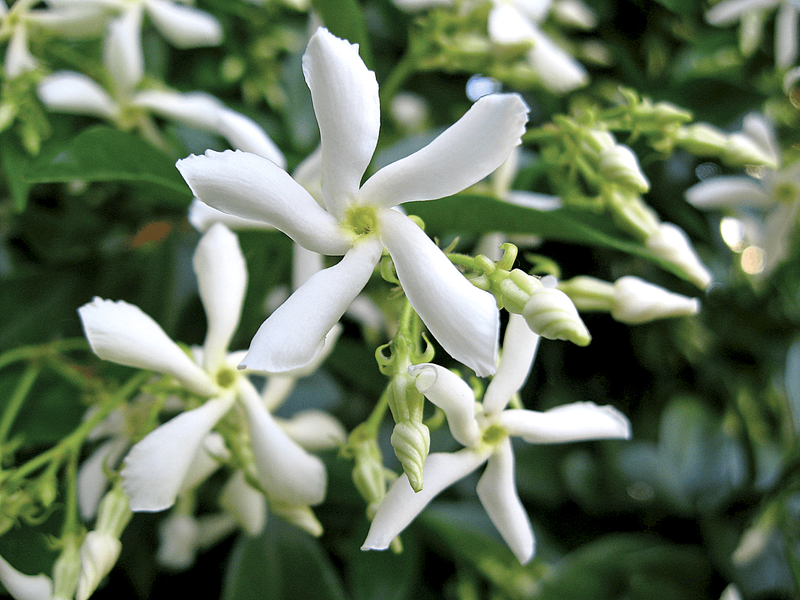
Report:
362,314,631,563
178,27,529,377
78,223,328,516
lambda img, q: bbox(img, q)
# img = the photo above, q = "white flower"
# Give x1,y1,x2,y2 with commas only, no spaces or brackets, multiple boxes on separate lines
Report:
362,314,631,563
706,0,798,69
686,113,800,274
0,554,52,600
78,223,327,514
645,223,714,289
487,0,589,93
177,27,529,377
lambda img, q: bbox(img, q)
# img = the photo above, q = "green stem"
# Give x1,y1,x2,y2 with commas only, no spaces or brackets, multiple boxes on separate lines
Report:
9,371,148,484
62,448,81,537
0,338,88,372
379,50,419,113
0,362,41,445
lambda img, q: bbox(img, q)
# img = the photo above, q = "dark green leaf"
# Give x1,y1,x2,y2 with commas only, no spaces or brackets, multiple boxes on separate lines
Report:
222,519,349,600
25,127,192,206
347,526,418,600
1,133,34,212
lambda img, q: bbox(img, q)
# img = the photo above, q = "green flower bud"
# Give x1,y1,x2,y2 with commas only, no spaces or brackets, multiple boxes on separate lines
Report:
52,535,82,600
390,420,430,493
76,532,121,600
675,123,728,156
522,287,591,346
722,133,778,169
598,144,650,193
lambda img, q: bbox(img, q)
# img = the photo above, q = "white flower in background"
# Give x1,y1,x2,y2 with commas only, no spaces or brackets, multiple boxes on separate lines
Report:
78,224,329,516
362,314,631,563
36,5,282,163
706,0,799,69
685,113,800,275
487,0,590,93
0,0,109,78
177,27,528,377
0,554,53,600
645,223,714,289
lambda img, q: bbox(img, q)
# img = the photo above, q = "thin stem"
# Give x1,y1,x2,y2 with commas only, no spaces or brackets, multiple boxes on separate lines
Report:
62,447,81,537
0,362,41,445
0,338,88,372
379,50,419,113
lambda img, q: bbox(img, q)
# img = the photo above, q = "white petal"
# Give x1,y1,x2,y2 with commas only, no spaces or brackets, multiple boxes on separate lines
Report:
476,439,535,564
362,448,489,551
193,223,247,371
177,432,229,493
26,7,110,38
134,89,222,129
359,94,528,208
526,28,589,93
241,239,381,372
741,113,779,163
38,72,118,120
121,395,235,511
219,470,266,536
278,410,347,451
499,402,631,443
408,364,481,448
104,7,144,97
78,298,217,396
512,0,554,22
238,379,327,506
393,0,453,10
292,243,325,290
176,150,352,256
291,146,323,203
4,25,37,78
483,313,540,415
379,210,499,377
303,27,380,218
0,556,52,600
216,109,286,168
488,3,538,44
504,191,563,211
143,0,222,48
706,0,778,25
156,514,200,570
77,437,129,520
188,198,275,232
776,1,799,68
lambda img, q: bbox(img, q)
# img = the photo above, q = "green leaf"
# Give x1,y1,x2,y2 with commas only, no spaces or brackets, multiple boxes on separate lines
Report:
311,0,374,69
347,526,419,600
222,519,349,600
1,133,35,212
406,194,687,279
25,127,192,206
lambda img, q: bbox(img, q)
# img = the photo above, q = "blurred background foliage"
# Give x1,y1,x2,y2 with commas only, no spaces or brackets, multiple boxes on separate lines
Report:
1,0,800,598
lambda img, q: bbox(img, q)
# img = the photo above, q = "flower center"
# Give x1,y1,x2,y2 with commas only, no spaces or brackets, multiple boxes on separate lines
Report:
215,367,238,390
344,205,378,237
482,423,507,447
775,182,798,205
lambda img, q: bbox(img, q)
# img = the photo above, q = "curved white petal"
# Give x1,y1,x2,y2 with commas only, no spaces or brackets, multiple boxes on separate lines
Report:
156,514,200,570
219,470,266,536
483,313,540,415
5,25,37,78
686,176,772,210
77,437,129,520
303,27,380,218
104,6,144,97
292,243,325,290
38,72,118,120
188,198,274,233
504,191,563,211
360,94,528,208
193,223,247,371
513,0,554,22
121,395,235,511
0,556,52,600
292,146,323,204
134,89,222,129
476,439,535,564
741,113,779,163
706,0,777,24
278,410,347,451
776,1,799,68
238,379,327,506
488,3,538,44
499,402,631,443
380,210,499,377
143,0,222,48
178,431,229,493
526,27,589,93
176,150,351,256
408,364,481,448
78,298,217,396
241,239,381,372
216,109,286,168
362,448,489,551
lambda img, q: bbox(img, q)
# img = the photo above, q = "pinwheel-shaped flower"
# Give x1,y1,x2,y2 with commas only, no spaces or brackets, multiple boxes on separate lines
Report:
362,314,631,563
177,27,529,377
78,223,329,514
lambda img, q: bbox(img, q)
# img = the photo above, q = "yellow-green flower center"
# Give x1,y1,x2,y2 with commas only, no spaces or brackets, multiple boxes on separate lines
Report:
215,367,238,389
344,205,378,237
775,182,798,205
482,423,507,447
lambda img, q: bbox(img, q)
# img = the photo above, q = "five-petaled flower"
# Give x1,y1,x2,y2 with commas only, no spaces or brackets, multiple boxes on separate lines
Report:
362,314,631,563
177,27,529,378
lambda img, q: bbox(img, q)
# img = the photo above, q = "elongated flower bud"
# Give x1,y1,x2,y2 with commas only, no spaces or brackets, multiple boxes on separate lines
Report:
611,276,700,324
598,144,650,193
522,287,591,346
76,532,121,600
390,420,430,493
646,223,712,290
